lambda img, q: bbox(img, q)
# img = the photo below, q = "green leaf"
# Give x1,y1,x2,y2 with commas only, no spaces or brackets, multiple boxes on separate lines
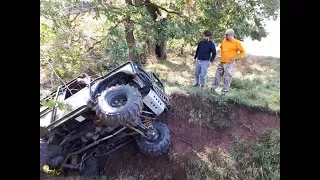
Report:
57,102,65,110
66,104,73,111
40,100,47,106
46,100,56,108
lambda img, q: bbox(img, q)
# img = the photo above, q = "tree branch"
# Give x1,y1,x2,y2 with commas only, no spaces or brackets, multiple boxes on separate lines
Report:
86,38,104,53
86,17,125,53
65,4,121,16
40,12,67,32
113,19,126,29
152,4,181,16
70,13,80,22
40,49,73,95
142,3,184,17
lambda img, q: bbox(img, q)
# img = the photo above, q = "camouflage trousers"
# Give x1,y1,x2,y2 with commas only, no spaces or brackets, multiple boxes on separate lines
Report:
211,62,235,92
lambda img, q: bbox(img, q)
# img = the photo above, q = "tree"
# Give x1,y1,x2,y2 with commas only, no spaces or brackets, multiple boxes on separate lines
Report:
40,0,280,80
95,0,280,59
124,0,142,64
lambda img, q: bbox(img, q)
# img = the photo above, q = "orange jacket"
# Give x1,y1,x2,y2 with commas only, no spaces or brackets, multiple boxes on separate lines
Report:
220,38,246,63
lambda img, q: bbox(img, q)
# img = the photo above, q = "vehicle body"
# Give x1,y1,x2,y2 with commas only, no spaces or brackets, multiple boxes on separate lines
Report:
40,61,171,175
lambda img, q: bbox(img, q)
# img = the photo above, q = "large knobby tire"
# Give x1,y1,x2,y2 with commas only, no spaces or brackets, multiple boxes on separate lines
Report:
135,121,170,157
94,84,143,126
40,140,61,171
40,140,49,171
81,155,99,176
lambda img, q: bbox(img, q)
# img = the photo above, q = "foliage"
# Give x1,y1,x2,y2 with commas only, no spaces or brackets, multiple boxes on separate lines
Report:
252,130,280,179
40,0,280,84
195,0,280,42
188,97,233,130
40,0,109,80
40,98,73,111
185,130,280,180
145,54,280,112
42,165,62,176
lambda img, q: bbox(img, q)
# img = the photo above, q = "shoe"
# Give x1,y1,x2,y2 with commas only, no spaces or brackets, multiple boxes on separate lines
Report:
210,87,216,92
193,83,200,87
200,84,205,88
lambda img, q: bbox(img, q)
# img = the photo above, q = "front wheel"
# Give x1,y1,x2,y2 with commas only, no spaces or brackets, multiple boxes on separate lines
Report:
135,121,170,157
80,155,99,176
94,84,143,126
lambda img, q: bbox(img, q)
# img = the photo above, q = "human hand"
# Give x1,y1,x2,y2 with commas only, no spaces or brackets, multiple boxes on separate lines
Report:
230,57,237,63
208,62,212,67
193,58,197,64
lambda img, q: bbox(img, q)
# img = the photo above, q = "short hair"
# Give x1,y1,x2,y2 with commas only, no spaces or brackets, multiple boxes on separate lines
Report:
203,30,211,37
226,29,235,36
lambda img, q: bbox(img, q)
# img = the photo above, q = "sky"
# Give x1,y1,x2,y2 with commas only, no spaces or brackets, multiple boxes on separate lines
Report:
242,17,280,58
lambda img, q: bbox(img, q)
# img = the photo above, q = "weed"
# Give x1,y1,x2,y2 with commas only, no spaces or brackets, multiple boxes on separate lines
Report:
164,172,173,180
183,130,280,180
143,53,280,112
211,98,233,130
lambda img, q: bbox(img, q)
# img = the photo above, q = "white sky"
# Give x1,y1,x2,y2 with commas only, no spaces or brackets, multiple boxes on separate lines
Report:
242,17,280,57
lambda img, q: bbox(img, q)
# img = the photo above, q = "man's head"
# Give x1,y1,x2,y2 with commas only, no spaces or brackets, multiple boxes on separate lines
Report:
225,29,235,41
203,30,211,41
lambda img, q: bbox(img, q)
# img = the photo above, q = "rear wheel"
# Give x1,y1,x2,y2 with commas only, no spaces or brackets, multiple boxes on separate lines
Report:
135,121,170,156
40,140,61,171
80,155,99,176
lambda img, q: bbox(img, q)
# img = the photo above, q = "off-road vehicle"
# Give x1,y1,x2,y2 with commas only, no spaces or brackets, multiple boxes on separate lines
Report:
40,61,171,175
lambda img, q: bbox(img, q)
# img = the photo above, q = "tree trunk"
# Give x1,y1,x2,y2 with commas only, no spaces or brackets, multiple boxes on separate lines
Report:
134,0,142,6
124,16,140,65
159,39,168,60
146,38,157,64
156,18,168,60
124,0,141,65
147,39,155,55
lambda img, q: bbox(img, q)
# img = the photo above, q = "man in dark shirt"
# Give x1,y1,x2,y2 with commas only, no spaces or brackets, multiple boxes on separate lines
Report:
193,30,217,88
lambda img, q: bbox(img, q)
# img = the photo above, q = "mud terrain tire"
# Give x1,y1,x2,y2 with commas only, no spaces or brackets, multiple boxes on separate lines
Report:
81,155,99,176
135,121,170,156
40,140,61,171
94,84,143,126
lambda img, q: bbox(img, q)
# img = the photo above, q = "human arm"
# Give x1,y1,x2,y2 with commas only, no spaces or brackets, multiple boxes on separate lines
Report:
209,42,217,63
235,41,246,60
194,42,200,60
230,41,246,63
193,42,200,64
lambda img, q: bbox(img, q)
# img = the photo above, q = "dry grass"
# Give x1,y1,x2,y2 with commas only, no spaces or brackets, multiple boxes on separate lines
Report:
188,97,234,130
144,53,280,112
184,130,280,180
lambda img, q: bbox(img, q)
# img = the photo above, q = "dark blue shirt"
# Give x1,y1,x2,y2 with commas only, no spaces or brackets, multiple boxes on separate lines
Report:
194,40,217,62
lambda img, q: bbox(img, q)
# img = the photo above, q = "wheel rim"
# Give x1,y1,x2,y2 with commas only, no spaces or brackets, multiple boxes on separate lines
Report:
109,94,128,108
145,128,160,142
79,162,85,173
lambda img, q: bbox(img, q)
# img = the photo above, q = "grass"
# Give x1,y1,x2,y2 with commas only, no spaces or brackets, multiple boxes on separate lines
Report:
188,97,234,130
114,171,138,180
40,52,280,180
184,129,280,180
163,172,173,180
40,176,108,180
99,170,139,180
186,148,238,180
144,53,280,112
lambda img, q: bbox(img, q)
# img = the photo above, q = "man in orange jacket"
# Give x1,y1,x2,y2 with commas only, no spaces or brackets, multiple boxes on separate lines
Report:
211,29,246,96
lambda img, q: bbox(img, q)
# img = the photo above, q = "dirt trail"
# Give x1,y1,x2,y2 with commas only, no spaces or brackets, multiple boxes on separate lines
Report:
41,94,280,180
